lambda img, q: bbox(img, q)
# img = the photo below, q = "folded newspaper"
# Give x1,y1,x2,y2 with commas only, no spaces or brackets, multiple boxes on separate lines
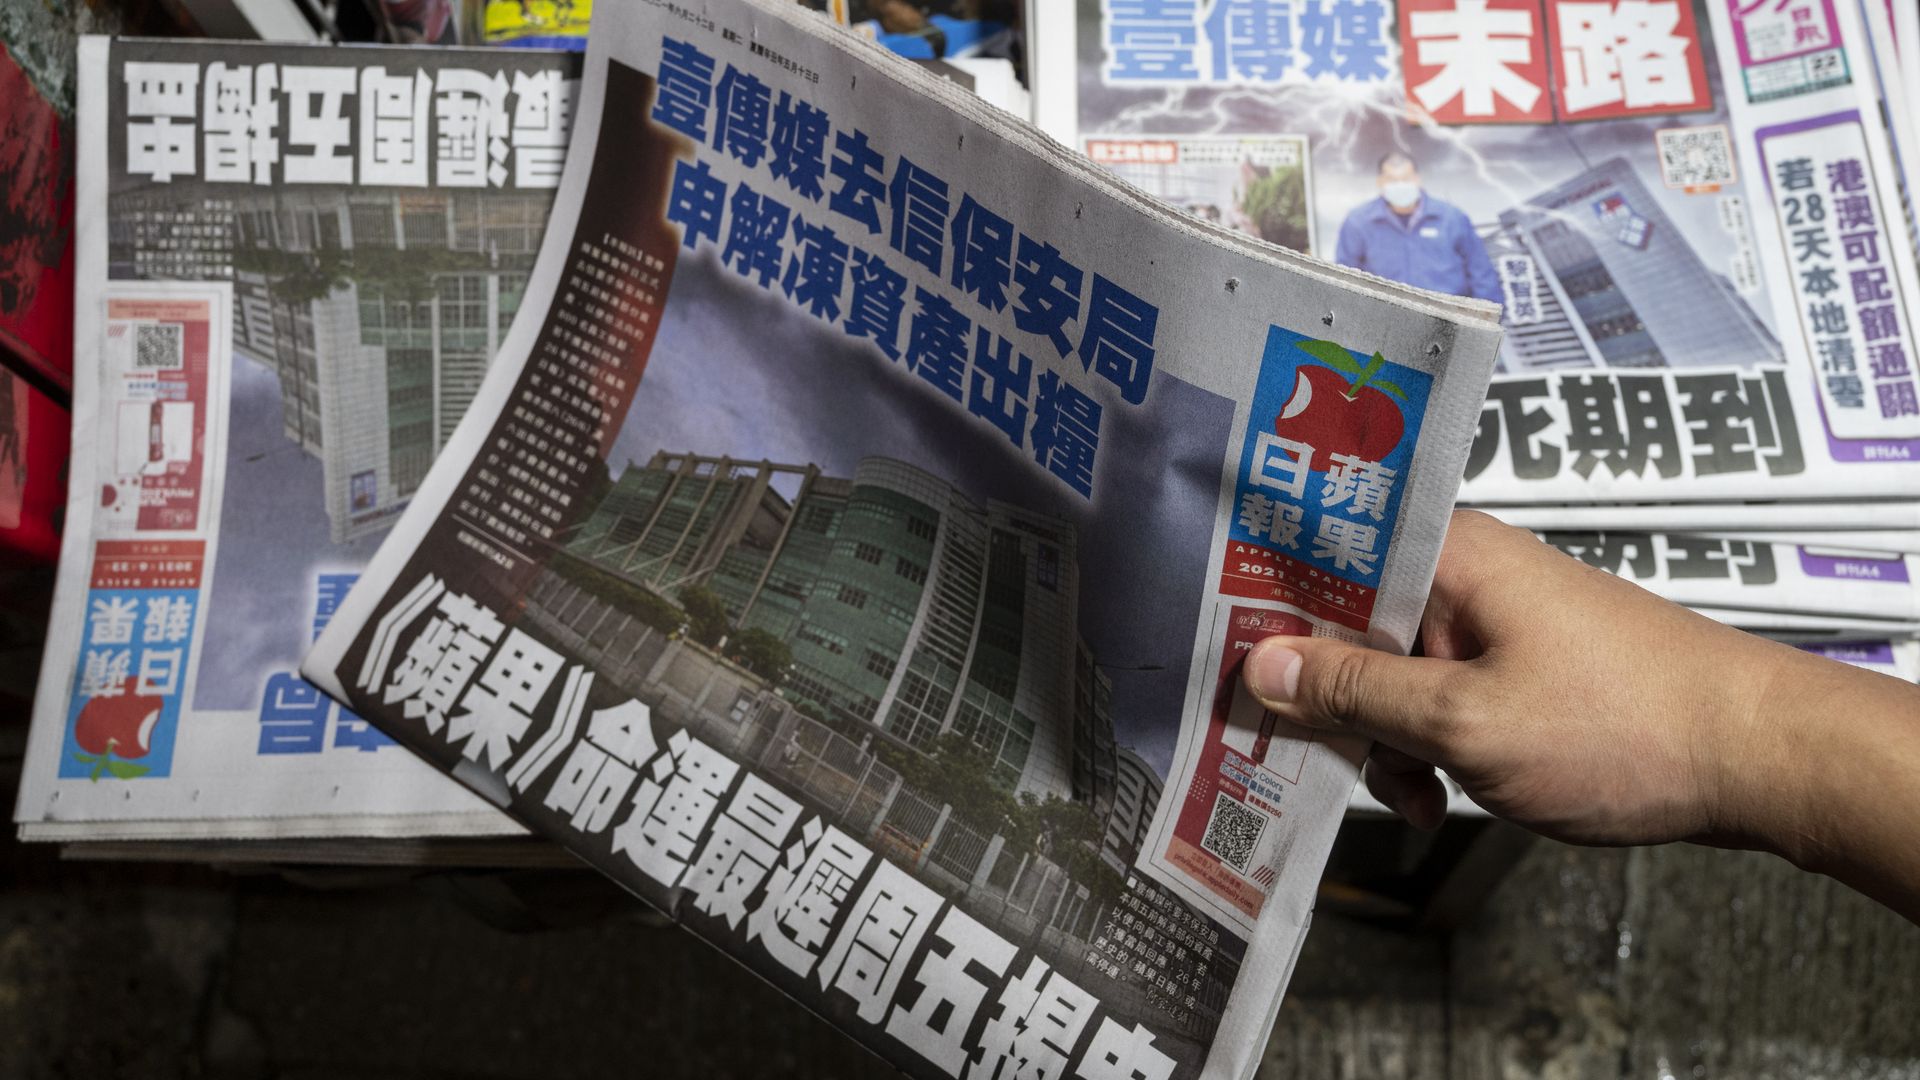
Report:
295,0,1500,1073
15,40,588,842
1801,638,1920,681
1045,0,1920,511
13,29,1028,846
1535,530,1920,621
1482,498,1920,533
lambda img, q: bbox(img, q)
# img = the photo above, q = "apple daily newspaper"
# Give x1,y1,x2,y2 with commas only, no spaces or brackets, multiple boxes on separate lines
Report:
15,39,582,843
1042,0,1920,511
303,1,1500,1075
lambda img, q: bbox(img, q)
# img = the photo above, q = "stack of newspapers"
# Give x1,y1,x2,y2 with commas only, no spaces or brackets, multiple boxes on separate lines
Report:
12,0,1918,1072
1040,0,1920,682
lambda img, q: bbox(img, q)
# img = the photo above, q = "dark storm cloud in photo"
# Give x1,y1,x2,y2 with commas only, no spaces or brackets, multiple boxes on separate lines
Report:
614,249,1236,778
193,354,389,711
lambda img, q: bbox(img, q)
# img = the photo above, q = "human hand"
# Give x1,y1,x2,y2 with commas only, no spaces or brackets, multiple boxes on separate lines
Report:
1239,510,1819,850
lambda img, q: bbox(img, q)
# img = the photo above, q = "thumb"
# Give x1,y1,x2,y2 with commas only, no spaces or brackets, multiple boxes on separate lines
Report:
1244,635,1474,767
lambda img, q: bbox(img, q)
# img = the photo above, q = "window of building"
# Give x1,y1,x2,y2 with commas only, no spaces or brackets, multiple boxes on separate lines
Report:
1036,544,1060,591
291,209,319,250
999,723,1032,773
349,201,396,247
907,515,937,542
881,600,915,628
392,419,433,452
1587,311,1647,342
895,557,927,585
863,649,895,680
973,666,1018,702
853,541,884,565
401,203,448,248
896,670,932,712
837,584,868,609
785,666,837,708
951,700,984,742
796,624,847,655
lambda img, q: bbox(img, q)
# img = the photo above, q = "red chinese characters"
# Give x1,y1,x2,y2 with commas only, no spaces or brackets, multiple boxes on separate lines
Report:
1401,0,1553,123
1399,0,1710,124
1547,0,1710,120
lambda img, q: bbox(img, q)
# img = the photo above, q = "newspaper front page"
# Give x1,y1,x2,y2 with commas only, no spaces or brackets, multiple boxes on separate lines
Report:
1698,605,1920,638
1801,638,1920,681
1685,529,1920,554
1483,499,1920,532
304,0,1502,1074
1535,530,1920,619
1043,0,1920,509
15,40,587,841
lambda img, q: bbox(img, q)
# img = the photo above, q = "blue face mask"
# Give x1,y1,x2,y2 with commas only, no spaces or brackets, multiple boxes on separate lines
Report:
1382,181,1421,210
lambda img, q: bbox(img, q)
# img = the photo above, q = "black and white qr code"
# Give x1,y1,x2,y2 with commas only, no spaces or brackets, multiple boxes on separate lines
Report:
134,323,183,369
1657,126,1735,189
1200,791,1267,874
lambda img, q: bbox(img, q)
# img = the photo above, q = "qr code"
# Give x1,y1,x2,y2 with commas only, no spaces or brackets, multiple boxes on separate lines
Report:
1657,126,1735,189
134,323,183,369
1200,791,1267,874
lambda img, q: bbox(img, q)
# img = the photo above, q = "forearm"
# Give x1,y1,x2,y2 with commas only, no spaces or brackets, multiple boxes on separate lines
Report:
1733,644,1920,924
1251,514,1920,925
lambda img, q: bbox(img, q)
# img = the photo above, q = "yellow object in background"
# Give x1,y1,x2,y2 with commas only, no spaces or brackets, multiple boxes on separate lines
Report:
478,0,592,48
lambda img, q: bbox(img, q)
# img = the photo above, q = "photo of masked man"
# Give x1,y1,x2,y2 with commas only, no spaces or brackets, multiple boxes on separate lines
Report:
1334,151,1501,304
832,0,1019,60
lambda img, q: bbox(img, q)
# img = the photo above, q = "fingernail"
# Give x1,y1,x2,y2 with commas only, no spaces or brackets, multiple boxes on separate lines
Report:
1246,640,1302,703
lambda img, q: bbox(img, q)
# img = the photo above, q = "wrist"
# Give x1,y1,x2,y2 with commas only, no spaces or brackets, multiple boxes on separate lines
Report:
1693,638,1830,862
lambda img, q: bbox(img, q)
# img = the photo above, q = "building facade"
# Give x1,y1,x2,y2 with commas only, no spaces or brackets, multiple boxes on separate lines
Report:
1073,640,1119,816
1495,156,1781,373
565,452,1098,803
564,451,813,596
226,188,549,543
1101,748,1165,874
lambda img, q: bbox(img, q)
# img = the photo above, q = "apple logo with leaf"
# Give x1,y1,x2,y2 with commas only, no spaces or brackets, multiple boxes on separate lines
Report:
1272,339,1408,469
71,677,162,780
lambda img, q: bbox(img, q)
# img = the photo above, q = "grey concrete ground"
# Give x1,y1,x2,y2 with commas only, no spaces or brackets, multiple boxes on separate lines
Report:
4,821,1916,1080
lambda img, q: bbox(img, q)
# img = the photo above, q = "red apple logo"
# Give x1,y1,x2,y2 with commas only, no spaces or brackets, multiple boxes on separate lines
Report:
71,677,162,780
1272,340,1408,469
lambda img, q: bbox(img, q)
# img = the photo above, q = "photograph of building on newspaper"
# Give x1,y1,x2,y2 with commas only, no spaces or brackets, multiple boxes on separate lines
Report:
1049,0,1920,509
302,0,1502,1075
16,40,582,841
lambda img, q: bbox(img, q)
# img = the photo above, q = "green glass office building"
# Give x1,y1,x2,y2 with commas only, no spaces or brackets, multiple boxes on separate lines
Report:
566,453,1112,803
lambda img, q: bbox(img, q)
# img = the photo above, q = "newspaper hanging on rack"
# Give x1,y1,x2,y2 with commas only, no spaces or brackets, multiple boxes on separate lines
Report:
303,0,1502,1074
1042,0,1920,508
15,40,583,842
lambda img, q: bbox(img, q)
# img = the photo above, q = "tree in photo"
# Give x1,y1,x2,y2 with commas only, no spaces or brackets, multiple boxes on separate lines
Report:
1241,163,1310,253
729,626,792,680
678,584,732,647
